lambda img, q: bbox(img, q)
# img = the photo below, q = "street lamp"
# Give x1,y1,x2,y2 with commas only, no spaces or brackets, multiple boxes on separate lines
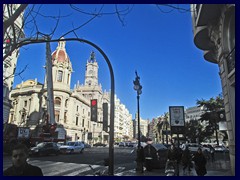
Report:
133,71,143,173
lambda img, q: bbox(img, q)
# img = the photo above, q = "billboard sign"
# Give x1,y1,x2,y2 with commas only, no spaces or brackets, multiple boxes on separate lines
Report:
169,106,185,134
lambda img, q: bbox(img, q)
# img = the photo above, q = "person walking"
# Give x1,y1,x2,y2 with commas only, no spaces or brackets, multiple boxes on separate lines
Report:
166,144,181,176
209,145,215,162
192,147,207,176
181,145,192,175
3,144,43,176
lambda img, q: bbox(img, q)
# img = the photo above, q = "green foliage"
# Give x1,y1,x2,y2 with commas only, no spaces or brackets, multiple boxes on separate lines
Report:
196,94,226,143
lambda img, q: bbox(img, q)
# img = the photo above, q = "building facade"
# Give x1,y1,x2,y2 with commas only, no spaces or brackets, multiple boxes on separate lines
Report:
191,4,235,175
114,96,133,141
3,4,25,123
133,113,149,140
185,106,205,122
9,39,133,144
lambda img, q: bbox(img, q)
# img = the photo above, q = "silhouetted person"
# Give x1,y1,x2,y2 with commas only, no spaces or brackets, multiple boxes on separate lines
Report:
209,145,215,162
167,144,181,176
181,145,192,175
192,148,207,176
3,144,43,176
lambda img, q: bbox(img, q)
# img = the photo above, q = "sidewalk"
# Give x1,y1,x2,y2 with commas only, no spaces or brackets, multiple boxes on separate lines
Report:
115,158,232,176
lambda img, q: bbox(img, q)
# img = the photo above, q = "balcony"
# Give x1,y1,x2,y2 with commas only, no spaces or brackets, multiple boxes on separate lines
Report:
203,50,218,64
193,26,214,50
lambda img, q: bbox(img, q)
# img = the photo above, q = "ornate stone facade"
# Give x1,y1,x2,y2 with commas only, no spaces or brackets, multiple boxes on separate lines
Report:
191,4,235,175
9,39,133,144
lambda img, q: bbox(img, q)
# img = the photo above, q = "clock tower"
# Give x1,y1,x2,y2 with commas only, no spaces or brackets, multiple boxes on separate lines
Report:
85,51,99,86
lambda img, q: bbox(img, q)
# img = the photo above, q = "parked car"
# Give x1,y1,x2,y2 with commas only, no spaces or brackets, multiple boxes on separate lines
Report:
188,143,210,154
128,142,137,147
29,142,60,156
214,145,229,152
57,142,64,147
93,142,107,147
118,142,126,147
59,141,84,154
83,143,91,148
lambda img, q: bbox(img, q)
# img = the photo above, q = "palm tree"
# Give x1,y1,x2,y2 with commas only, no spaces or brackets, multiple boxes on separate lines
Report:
155,112,170,144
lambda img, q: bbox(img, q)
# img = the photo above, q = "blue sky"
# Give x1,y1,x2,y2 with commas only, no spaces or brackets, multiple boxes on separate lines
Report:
13,4,222,120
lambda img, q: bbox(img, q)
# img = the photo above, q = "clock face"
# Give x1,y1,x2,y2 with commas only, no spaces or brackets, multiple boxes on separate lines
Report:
88,70,93,75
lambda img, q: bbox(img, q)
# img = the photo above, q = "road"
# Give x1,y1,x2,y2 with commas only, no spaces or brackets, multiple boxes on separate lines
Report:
3,146,231,176
3,146,137,176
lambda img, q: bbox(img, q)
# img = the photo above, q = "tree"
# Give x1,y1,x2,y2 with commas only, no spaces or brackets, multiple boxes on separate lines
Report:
196,94,225,145
3,4,134,61
185,119,209,143
155,112,170,144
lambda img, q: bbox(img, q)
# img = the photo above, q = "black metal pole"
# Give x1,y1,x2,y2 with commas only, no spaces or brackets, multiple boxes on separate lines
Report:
215,117,219,146
137,95,140,151
136,93,144,173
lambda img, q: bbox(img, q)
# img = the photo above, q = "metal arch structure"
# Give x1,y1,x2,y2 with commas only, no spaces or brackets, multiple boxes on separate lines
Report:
18,37,115,175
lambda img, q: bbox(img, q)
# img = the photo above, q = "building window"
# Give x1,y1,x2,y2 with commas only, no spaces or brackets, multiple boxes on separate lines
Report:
57,70,63,82
76,117,78,126
67,74,70,84
54,97,61,106
64,112,67,123
3,85,9,98
82,119,85,127
77,105,79,111
24,100,27,107
55,110,60,122
65,99,68,108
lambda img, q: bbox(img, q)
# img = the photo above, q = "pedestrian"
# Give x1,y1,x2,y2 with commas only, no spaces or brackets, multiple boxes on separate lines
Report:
181,145,192,175
166,144,181,176
209,145,215,162
3,143,43,176
192,147,207,176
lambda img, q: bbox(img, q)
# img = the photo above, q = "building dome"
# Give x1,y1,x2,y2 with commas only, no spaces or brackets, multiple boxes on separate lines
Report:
51,37,70,63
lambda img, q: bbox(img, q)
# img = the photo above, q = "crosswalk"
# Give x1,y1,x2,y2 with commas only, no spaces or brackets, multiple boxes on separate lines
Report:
3,158,130,176
3,158,111,176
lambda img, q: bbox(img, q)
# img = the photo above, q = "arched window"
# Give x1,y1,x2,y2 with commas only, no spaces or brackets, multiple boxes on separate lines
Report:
67,74,70,84
54,97,61,106
64,112,67,123
55,110,60,122
65,99,68,108
57,70,63,82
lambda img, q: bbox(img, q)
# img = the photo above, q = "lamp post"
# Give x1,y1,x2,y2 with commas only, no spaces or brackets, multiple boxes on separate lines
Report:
133,71,143,173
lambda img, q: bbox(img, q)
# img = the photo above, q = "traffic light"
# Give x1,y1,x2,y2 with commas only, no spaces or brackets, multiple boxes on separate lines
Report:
91,99,98,122
50,123,57,135
103,103,108,132
4,38,12,55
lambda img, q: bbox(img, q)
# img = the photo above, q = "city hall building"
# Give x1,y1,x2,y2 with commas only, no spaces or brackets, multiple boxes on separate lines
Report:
8,39,133,144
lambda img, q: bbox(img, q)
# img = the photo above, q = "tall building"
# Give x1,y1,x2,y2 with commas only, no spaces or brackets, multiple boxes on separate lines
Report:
133,113,149,140
114,96,133,141
9,39,133,143
191,4,235,175
3,4,25,123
